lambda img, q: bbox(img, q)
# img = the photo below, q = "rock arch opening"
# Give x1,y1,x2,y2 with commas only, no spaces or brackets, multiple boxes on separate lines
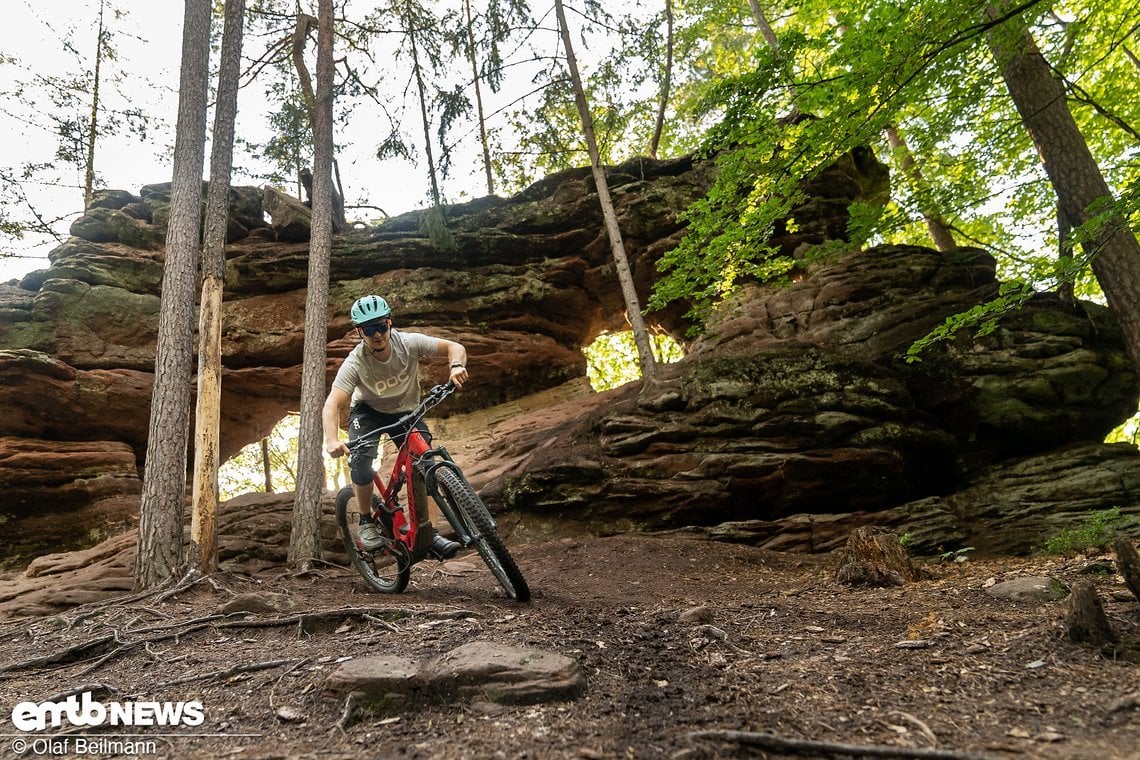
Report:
219,413,308,500
583,329,684,391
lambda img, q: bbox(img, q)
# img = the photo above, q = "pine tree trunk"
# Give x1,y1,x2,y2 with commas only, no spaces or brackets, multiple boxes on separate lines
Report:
190,0,245,574
554,0,657,383
464,0,494,195
407,2,443,209
135,0,212,589
986,8,1140,376
261,438,274,493
82,0,106,209
290,0,335,569
648,0,673,160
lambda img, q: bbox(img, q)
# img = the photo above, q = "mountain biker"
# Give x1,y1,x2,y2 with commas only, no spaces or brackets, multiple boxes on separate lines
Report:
322,295,464,559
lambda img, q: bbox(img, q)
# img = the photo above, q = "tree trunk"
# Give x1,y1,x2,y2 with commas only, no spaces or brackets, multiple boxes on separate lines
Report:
554,0,657,382
648,0,673,160
986,7,1140,376
82,0,106,209
1057,199,1076,304
134,0,212,589
190,0,245,574
746,0,779,51
261,438,274,493
464,0,494,195
1064,580,1119,650
885,126,956,252
289,0,335,569
292,13,346,230
291,14,318,128
407,1,443,209
1115,537,1140,603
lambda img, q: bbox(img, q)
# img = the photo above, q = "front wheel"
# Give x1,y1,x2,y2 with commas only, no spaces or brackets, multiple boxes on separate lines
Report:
434,469,530,602
334,486,410,593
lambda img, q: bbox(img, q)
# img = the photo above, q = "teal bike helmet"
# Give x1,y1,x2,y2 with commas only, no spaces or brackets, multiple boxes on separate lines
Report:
350,295,392,325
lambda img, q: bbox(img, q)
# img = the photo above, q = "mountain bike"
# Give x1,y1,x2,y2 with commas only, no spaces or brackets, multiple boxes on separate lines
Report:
333,382,530,602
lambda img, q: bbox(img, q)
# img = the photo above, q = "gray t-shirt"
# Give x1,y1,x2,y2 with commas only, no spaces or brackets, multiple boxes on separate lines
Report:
331,329,439,412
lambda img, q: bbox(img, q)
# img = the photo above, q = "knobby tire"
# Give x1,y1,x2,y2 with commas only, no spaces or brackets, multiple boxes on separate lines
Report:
334,486,410,593
435,469,530,602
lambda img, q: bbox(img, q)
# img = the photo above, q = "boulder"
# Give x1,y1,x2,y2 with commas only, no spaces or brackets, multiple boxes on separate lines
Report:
325,641,586,708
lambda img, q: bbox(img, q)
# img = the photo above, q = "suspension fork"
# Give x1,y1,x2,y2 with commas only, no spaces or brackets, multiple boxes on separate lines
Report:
415,446,493,545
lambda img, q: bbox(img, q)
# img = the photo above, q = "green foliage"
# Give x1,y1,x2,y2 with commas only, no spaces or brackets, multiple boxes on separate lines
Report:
905,279,1036,361
241,93,313,190
419,205,458,252
1042,507,1126,555
218,415,301,501
1106,409,1140,447
584,331,684,391
645,0,1139,336
940,546,974,562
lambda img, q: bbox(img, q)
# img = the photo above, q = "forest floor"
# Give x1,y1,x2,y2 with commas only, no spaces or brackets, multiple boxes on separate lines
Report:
1,533,1138,760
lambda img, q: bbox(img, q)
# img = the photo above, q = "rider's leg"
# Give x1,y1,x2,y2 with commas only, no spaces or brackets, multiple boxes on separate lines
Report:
398,423,460,560
347,403,385,549
352,481,374,518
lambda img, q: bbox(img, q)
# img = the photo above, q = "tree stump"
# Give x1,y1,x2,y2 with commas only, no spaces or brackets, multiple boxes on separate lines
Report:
1064,580,1119,652
835,526,924,587
1114,537,1140,603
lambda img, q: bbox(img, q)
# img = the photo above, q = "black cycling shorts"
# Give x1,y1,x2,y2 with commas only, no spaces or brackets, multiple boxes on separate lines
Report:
346,402,432,486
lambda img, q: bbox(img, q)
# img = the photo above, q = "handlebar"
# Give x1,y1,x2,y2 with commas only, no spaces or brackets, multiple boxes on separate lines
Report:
346,382,456,453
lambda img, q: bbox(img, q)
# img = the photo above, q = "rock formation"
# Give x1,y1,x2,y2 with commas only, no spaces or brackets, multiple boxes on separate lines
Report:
1,149,1138,577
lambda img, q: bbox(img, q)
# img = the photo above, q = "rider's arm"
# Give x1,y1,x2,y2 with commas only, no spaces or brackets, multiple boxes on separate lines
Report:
436,338,468,389
323,387,352,457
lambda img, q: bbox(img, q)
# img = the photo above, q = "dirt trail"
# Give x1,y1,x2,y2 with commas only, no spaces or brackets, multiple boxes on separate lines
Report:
1,534,1137,759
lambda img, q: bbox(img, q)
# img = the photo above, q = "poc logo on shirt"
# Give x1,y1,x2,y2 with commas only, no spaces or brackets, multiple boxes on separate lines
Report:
377,370,410,389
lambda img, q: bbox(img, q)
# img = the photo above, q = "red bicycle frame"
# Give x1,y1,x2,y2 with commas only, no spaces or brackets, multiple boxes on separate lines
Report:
367,428,433,553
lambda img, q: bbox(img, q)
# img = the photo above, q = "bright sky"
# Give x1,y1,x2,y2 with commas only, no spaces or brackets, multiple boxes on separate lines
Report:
2,0,519,283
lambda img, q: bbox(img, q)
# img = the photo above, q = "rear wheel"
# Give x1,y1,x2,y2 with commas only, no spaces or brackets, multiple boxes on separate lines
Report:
434,469,530,602
334,486,410,593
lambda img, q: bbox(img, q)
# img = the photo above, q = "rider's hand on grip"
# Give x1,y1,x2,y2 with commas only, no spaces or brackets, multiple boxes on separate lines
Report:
448,365,468,389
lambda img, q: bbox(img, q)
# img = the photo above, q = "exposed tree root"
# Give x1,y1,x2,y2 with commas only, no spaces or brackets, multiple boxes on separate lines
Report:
0,633,119,674
686,730,998,759
1,606,435,677
153,658,297,688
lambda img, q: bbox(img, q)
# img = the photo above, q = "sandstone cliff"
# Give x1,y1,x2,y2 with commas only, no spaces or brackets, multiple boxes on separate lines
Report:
1,151,1137,577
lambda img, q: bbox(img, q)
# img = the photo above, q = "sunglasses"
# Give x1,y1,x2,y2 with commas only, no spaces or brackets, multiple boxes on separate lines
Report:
359,322,390,337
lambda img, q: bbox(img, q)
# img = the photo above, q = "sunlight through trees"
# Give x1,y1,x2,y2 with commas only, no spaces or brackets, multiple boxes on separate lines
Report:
584,331,683,391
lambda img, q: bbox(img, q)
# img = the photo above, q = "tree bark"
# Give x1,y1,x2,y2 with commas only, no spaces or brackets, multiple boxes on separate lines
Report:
554,0,657,383
291,14,318,129
986,7,1140,376
885,126,956,252
82,0,106,209
407,0,443,209
648,0,673,160
135,0,212,589
261,438,274,493
292,13,346,230
464,0,494,195
190,0,245,574
1115,537,1140,603
746,0,779,51
1064,580,1119,649
289,0,335,569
